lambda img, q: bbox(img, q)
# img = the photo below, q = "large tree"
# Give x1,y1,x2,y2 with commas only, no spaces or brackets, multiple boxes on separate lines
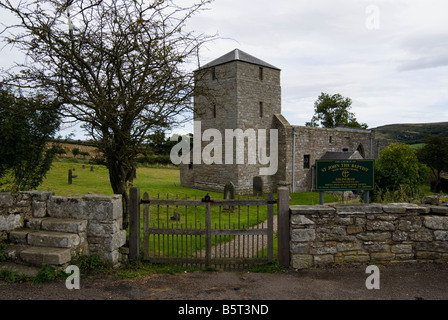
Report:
306,92,368,129
417,134,448,193
375,143,429,200
0,0,214,227
0,87,60,191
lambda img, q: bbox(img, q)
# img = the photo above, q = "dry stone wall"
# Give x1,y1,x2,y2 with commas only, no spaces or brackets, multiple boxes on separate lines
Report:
0,191,126,266
0,191,53,238
290,203,448,269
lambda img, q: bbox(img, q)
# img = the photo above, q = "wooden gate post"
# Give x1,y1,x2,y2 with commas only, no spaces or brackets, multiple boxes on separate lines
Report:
267,193,274,263
204,195,212,267
129,187,140,262
277,183,290,268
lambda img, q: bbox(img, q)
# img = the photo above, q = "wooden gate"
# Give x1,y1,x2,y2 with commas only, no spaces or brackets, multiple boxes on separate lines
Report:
128,188,275,269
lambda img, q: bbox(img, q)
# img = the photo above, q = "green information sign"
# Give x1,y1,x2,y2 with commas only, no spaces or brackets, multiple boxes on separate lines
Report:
315,159,375,191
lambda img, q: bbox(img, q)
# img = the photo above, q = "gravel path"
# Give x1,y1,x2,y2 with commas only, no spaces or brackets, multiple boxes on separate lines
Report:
1,263,448,302
195,215,278,260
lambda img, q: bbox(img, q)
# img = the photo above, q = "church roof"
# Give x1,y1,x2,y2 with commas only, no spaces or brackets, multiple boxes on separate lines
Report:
199,49,281,71
319,151,363,160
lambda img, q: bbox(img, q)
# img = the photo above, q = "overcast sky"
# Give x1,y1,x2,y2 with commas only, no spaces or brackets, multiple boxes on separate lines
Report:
178,0,448,135
1,0,447,139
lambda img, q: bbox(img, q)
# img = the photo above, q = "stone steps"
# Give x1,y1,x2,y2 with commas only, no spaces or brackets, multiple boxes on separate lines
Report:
21,246,73,266
6,217,88,267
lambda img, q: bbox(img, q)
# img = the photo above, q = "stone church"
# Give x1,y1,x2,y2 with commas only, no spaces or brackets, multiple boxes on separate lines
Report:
180,49,381,194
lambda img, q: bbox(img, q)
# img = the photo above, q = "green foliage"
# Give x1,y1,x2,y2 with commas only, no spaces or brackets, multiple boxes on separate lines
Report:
32,265,63,284
0,240,7,262
0,0,215,229
290,192,338,205
374,185,417,203
0,88,60,191
52,144,67,155
374,143,429,201
71,148,81,158
417,134,448,193
71,255,110,273
0,264,65,284
137,154,173,165
0,269,30,283
136,132,192,166
306,92,368,129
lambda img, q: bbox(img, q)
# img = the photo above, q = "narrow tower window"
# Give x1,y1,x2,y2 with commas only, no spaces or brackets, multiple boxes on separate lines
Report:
259,102,263,117
259,67,264,80
213,104,216,118
304,155,310,169
212,67,216,80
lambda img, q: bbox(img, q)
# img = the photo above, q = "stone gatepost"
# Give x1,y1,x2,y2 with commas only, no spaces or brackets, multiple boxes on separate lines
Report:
47,194,126,266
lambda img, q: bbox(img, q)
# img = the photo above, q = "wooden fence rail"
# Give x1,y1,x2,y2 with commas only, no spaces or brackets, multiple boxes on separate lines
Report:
128,186,290,269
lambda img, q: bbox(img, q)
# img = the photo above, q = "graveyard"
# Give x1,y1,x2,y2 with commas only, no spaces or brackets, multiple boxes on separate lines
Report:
0,156,340,280
38,157,339,204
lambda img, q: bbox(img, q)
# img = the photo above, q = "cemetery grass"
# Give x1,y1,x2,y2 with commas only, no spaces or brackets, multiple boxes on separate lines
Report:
40,158,338,249
36,158,339,275
40,158,339,203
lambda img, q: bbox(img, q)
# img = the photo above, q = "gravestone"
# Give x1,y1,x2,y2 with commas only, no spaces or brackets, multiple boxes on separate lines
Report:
170,210,181,221
223,181,235,212
253,176,263,196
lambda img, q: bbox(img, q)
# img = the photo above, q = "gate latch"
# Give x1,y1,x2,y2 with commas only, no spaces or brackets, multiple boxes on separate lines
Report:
202,194,211,203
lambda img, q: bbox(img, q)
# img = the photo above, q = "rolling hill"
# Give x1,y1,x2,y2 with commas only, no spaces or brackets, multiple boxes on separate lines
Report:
373,122,448,145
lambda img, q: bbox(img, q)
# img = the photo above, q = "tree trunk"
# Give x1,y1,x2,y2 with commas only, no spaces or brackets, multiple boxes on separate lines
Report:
108,160,131,229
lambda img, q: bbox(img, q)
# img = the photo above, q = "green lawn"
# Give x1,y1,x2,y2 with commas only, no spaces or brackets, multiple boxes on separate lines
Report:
41,158,338,205
38,159,340,268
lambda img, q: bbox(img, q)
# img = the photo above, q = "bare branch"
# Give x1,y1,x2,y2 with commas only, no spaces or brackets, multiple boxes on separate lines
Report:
0,0,216,226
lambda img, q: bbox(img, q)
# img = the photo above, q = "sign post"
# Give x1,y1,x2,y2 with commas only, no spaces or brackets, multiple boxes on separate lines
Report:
315,159,375,204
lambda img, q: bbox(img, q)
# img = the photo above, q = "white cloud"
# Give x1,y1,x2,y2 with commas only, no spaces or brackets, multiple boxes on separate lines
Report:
2,0,447,138
187,0,448,130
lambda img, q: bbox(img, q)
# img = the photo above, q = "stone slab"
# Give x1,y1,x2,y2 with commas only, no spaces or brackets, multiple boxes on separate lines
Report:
9,229,35,244
41,218,87,234
290,205,335,215
332,204,383,215
27,231,81,248
0,261,40,277
20,246,72,266
0,214,23,231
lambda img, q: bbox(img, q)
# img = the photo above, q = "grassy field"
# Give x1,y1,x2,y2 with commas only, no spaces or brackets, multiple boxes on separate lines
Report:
40,158,339,204
39,159,339,262
0,158,345,275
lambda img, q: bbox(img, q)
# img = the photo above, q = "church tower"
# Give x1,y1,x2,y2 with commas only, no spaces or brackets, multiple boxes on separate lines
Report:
181,49,282,193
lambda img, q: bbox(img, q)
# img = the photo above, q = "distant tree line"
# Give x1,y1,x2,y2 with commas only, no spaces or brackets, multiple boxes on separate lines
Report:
375,123,448,145
137,131,192,166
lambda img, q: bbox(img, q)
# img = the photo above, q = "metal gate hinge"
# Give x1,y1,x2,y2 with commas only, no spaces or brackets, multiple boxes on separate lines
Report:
140,199,151,204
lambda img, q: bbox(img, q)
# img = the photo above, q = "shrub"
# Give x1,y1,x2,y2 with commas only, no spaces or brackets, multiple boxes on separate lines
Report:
374,143,429,202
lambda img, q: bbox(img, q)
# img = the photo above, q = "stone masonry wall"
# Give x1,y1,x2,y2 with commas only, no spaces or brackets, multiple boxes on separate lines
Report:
0,191,126,266
290,203,448,269
0,191,52,239
184,60,282,194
